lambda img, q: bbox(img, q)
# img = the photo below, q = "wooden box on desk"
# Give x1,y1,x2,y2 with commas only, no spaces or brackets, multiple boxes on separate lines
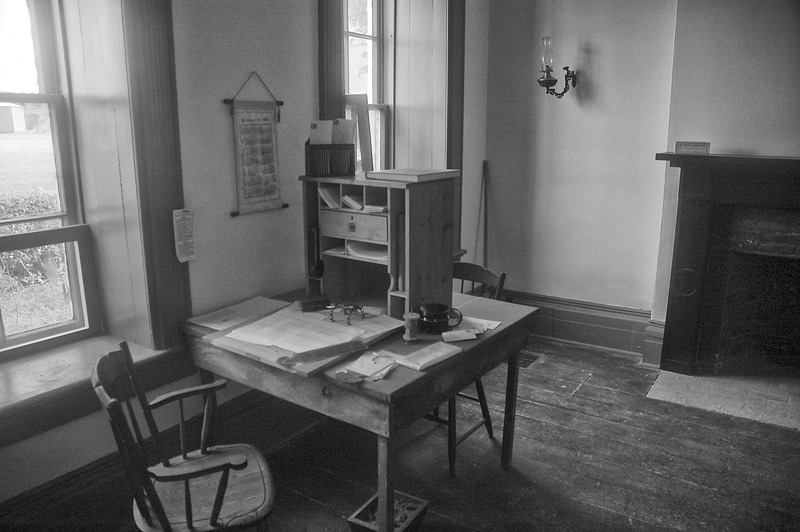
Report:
300,174,456,319
305,140,355,177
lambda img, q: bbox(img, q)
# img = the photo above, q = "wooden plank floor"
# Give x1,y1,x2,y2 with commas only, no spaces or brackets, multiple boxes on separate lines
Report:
229,337,800,531
5,337,799,531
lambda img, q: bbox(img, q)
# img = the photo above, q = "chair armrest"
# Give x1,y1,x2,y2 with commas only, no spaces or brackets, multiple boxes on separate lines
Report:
148,379,226,409
148,453,247,482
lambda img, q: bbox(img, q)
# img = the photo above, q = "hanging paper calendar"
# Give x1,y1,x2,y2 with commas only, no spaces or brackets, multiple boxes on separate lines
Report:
226,72,286,215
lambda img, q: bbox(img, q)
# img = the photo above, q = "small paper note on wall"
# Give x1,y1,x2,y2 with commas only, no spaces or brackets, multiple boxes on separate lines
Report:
173,209,196,263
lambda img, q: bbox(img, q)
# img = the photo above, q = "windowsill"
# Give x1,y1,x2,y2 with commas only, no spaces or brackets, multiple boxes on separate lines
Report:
0,336,194,447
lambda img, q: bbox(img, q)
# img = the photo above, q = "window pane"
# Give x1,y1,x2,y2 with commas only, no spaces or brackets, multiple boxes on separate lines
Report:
1,241,76,336
368,107,383,170
348,36,374,99
347,0,373,35
0,102,62,221
0,0,39,93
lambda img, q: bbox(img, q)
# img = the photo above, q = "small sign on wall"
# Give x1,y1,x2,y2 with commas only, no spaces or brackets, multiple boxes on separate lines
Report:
675,141,711,155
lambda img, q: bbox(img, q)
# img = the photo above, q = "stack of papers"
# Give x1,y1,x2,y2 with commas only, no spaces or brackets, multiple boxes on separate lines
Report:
318,187,340,208
365,168,460,183
342,194,363,210
386,342,462,371
207,305,403,377
309,119,356,145
338,351,397,381
441,316,501,342
346,241,388,262
227,309,365,353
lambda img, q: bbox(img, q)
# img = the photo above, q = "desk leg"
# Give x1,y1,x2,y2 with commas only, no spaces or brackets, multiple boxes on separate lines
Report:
501,350,519,469
376,435,395,532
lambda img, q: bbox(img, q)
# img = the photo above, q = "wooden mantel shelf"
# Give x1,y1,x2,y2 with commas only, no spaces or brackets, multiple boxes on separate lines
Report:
656,152,800,169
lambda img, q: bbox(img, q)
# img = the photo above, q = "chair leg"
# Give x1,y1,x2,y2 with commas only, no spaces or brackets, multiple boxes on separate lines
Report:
448,398,457,476
474,378,494,439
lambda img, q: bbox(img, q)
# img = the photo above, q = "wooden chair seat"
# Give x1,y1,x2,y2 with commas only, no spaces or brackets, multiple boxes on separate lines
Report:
141,444,274,531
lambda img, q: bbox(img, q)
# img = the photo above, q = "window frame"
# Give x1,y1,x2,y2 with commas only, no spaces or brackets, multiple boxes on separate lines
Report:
0,224,101,357
342,0,392,171
0,0,100,359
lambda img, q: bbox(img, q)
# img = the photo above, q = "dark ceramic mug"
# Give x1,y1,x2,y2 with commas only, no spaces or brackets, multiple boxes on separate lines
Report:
418,303,463,334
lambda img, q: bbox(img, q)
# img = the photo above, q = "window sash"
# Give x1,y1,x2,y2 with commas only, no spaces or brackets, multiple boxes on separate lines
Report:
0,224,100,357
0,93,81,226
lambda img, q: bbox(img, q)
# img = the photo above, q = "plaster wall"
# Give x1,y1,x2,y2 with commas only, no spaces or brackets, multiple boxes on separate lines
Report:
651,0,800,322
485,0,676,311
461,0,490,264
171,0,316,315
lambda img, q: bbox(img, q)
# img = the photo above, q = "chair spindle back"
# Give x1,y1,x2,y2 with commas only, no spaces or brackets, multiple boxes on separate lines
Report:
453,261,506,301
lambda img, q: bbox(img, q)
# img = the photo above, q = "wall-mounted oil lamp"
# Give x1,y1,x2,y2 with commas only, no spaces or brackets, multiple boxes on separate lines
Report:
536,36,577,99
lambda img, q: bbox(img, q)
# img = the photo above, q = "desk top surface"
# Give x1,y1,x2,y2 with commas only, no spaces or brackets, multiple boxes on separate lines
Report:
185,294,537,405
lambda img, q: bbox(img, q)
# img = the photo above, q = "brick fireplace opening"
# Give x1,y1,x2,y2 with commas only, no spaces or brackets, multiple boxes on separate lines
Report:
706,206,800,373
656,153,800,375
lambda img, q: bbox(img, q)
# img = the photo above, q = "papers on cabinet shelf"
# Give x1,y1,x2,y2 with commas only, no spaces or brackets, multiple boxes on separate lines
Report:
365,168,461,182
346,241,388,261
332,118,356,144
323,242,388,263
341,194,364,210
309,120,333,144
318,187,340,208
309,118,356,145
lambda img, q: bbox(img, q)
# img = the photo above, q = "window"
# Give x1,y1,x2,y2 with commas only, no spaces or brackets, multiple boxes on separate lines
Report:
343,0,391,170
0,0,100,357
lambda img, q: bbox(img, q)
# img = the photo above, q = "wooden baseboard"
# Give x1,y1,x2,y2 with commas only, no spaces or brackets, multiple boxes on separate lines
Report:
504,290,652,357
642,321,665,368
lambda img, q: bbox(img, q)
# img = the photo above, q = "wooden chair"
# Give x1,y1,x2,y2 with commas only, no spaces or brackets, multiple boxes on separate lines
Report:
92,342,275,531
427,262,507,476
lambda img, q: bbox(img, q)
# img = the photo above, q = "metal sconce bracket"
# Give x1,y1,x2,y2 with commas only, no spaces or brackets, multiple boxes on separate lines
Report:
538,66,577,99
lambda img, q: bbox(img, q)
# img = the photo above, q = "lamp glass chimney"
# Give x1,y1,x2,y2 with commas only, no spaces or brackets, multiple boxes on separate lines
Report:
541,36,553,71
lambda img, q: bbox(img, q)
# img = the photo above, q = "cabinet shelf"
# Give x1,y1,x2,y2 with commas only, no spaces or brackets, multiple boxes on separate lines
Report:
322,247,388,265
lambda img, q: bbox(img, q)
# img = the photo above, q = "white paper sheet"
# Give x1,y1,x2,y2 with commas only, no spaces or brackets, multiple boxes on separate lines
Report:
173,209,195,263
187,296,290,331
332,118,356,144
344,351,396,378
309,120,333,144
227,308,366,353
383,342,462,371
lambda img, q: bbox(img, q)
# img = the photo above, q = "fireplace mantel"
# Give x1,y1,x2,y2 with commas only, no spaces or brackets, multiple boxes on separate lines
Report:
657,152,800,168
657,152,800,374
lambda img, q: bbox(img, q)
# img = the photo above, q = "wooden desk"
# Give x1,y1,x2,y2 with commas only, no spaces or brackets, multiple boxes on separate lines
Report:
184,293,536,532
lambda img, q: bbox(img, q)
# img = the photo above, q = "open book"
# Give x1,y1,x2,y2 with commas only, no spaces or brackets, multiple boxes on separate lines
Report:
210,306,403,377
